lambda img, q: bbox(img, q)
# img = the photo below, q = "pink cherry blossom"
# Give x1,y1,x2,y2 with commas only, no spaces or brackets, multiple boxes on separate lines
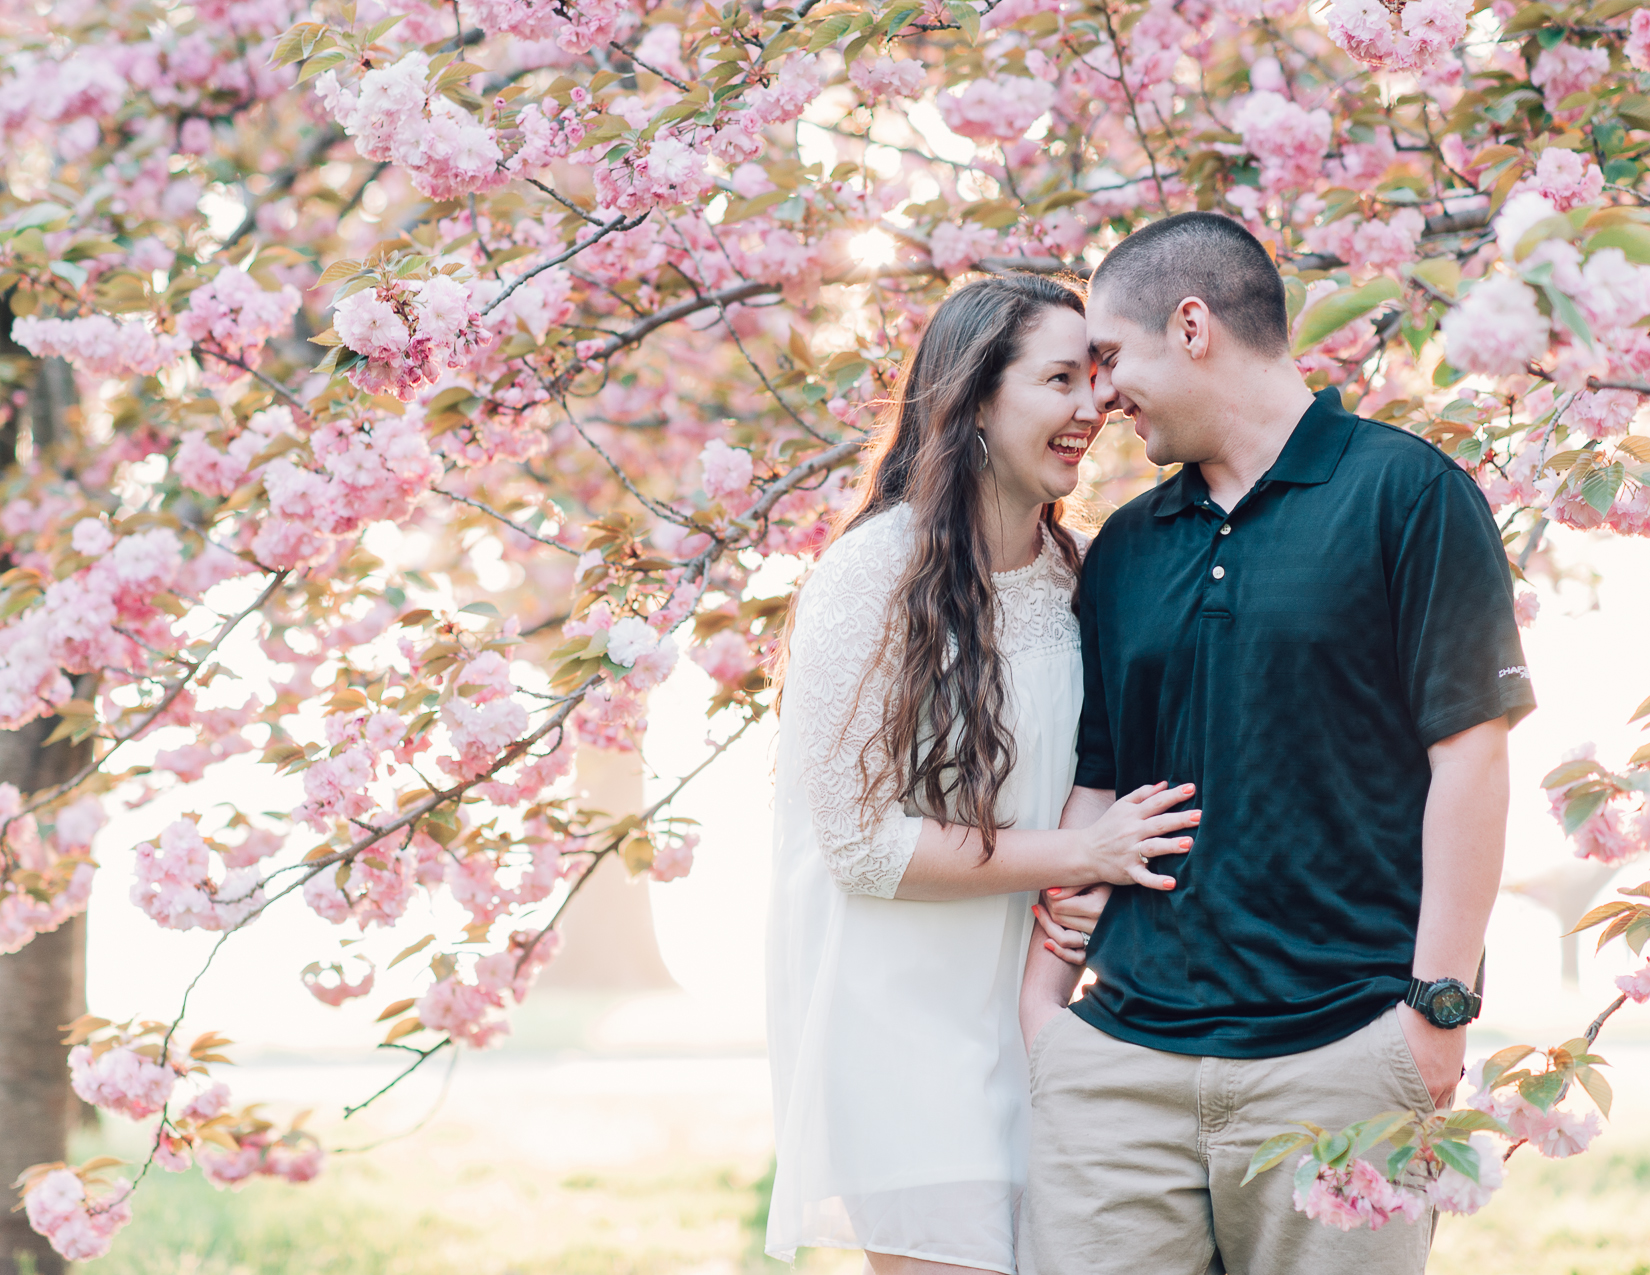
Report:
23,1170,133,1262
1293,1156,1425,1231
130,819,264,932
930,222,1002,277
1616,961,1650,1003
68,1043,179,1119
743,54,823,131
1427,1133,1503,1214
176,266,301,374
850,56,926,102
1440,273,1549,376
179,1081,232,1124
302,959,376,1005
1630,10,1650,73
1514,1105,1603,1158
1326,0,1468,71
1513,148,1604,212
1514,591,1540,628
1531,43,1610,119
695,629,756,686
700,439,754,499
12,315,189,377
1230,91,1331,192
649,833,697,883
335,290,411,360
938,76,1055,142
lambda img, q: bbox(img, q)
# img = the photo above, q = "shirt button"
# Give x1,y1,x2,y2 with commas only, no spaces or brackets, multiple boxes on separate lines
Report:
1212,566,1226,580
1220,524,1232,536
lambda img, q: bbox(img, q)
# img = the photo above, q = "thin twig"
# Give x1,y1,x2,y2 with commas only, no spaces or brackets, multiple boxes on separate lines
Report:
195,347,309,413
343,1039,454,1119
481,211,650,317
2,572,288,840
334,1043,461,1145
434,485,578,552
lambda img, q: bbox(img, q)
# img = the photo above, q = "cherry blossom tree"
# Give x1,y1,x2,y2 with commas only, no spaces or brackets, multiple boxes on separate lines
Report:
3,0,1650,1258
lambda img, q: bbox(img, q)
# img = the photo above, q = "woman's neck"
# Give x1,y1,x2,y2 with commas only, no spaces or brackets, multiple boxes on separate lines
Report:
981,497,1045,574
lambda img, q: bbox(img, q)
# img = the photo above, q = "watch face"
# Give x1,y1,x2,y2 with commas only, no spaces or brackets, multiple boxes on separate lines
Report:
1431,985,1470,1027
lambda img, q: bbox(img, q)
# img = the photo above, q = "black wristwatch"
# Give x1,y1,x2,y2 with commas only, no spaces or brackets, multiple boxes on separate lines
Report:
1404,956,1484,1029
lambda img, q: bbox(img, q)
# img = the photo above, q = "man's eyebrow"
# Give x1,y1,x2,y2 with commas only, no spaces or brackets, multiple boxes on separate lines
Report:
1088,338,1118,354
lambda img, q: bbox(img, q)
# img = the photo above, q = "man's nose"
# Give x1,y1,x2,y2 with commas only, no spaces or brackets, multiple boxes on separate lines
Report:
1091,368,1121,417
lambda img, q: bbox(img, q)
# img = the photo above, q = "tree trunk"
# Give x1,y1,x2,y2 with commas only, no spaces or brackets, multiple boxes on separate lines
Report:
0,341,89,1275
536,746,677,991
0,717,93,1275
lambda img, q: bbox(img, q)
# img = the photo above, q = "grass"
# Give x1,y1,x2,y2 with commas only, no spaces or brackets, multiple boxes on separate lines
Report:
1429,1141,1650,1275
79,1128,1649,1274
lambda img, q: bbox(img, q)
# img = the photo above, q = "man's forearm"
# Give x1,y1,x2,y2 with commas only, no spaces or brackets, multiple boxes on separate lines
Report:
1415,719,1510,985
1400,717,1510,1106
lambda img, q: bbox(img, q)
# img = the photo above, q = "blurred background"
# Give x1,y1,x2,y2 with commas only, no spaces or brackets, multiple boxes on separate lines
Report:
27,519,1650,1274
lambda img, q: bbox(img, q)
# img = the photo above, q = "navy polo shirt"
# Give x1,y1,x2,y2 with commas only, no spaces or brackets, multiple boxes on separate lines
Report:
1071,389,1536,1058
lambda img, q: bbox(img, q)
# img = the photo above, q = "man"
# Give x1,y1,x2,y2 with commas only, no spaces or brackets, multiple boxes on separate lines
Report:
1018,212,1535,1275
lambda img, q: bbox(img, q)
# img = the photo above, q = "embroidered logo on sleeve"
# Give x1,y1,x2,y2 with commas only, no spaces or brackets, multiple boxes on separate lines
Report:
1498,665,1530,680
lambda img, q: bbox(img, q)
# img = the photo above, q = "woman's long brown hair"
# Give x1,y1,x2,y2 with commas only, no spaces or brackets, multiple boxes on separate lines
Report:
778,272,1087,859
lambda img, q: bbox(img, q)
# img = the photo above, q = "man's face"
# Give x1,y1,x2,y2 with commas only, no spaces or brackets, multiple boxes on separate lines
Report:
1087,290,1207,467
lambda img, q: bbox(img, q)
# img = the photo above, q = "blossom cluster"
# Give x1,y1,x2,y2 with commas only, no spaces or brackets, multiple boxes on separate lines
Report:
333,275,492,401
316,53,506,200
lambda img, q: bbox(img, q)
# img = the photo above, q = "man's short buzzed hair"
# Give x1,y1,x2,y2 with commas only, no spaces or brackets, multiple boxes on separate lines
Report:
1089,212,1289,355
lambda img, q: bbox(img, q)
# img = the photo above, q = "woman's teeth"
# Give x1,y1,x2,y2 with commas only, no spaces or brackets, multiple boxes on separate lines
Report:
1049,436,1085,458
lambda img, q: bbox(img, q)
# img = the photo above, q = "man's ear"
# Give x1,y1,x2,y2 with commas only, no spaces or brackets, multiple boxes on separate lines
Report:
1170,297,1212,360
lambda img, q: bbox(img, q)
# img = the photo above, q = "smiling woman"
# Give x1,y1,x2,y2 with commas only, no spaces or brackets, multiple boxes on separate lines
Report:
764,272,1198,1274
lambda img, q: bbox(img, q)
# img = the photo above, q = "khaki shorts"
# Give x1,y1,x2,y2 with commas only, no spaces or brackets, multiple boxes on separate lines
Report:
1018,1006,1435,1275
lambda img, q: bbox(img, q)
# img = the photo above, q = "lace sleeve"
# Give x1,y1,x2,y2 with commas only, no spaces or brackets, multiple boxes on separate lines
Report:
785,512,923,898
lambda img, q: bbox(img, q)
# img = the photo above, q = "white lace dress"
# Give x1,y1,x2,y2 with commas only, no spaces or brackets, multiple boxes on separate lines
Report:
766,503,1084,1274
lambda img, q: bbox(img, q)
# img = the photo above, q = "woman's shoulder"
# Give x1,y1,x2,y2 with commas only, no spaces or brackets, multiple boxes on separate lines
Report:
811,504,915,586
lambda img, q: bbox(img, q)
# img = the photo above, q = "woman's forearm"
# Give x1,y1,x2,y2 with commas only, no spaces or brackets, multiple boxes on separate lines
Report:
894,818,1087,900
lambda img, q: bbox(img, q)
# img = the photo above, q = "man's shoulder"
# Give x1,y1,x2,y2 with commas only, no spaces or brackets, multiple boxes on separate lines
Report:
1091,474,1186,552
1342,415,1461,490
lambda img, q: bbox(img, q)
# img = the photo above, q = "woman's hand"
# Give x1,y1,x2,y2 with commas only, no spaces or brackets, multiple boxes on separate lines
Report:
1032,885,1109,966
1073,781,1200,890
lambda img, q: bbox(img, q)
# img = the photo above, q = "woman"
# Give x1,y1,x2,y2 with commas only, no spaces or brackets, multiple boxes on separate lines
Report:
766,274,1200,1274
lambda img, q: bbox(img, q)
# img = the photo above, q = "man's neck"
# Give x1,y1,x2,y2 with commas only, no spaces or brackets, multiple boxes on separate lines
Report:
1196,375,1317,514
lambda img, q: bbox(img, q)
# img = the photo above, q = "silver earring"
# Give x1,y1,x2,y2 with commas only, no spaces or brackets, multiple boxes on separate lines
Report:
976,432,989,471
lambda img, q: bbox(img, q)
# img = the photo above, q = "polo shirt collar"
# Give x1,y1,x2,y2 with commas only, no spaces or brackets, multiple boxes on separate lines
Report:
1264,388,1358,487
1149,388,1357,518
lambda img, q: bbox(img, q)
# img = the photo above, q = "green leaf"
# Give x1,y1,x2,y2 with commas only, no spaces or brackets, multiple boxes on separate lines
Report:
1574,1064,1613,1118
1348,1112,1415,1158
1482,1043,1536,1089
1539,283,1596,352
1541,759,1603,789
1241,1131,1312,1185
1293,1154,1323,1200
807,12,856,51
1579,461,1623,514
1432,1138,1481,1183
1290,277,1402,355
48,259,88,288
1442,1109,1510,1135
1518,1069,1566,1113
297,49,348,83
1409,257,1461,298
461,601,500,617
9,203,71,233
1588,223,1650,264
1563,787,1609,835
1386,1143,1417,1179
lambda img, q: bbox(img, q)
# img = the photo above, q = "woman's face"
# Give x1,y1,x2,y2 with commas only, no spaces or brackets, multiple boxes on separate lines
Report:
977,306,1101,510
